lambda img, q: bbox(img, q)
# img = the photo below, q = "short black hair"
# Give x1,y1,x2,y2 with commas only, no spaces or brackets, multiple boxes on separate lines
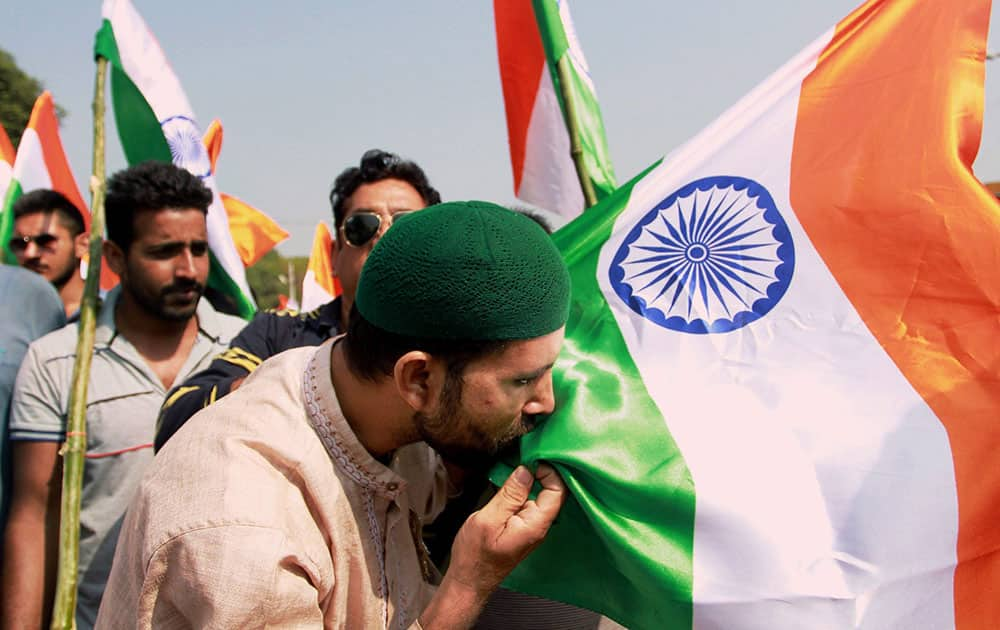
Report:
328,149,441,233
12,189,86,236
343,305,507,384
508,205,553,234
105,161,212,252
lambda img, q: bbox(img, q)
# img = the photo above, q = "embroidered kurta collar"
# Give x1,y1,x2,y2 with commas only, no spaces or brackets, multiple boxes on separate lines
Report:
303,340,407,501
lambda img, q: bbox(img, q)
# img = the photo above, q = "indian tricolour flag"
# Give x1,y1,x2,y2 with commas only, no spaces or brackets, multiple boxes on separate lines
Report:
495,0,616,221
300,221,340,312
495,1,1000,628
94,0,255,318
0,92,90,264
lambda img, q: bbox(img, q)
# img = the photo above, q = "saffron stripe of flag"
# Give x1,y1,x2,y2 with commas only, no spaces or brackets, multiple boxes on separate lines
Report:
219,192,288,269
495,0,616,221
0,125,14,204
95,0,255,318
300,221,340,313
493,1,1000,628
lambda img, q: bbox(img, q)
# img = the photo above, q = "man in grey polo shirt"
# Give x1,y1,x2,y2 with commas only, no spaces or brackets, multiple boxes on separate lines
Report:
0,162,245,630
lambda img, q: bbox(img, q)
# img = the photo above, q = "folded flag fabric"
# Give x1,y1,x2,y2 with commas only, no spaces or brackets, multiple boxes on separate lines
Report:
95,0,255,318
493,1,1000,628
300,221,340,312
495,0,616,220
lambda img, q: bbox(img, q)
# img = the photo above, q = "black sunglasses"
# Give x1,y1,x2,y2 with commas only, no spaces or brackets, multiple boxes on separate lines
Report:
341,211,415,247
8,233,59,254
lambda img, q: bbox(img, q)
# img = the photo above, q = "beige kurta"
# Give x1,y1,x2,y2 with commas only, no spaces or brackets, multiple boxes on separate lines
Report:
97,341,448,629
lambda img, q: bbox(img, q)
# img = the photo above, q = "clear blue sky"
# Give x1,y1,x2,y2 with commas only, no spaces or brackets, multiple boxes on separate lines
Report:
4,1,998,254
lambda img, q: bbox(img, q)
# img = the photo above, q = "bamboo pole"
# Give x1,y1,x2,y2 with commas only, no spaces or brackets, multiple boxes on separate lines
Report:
50,55,108,630
287,259,297,306
554,54,599,209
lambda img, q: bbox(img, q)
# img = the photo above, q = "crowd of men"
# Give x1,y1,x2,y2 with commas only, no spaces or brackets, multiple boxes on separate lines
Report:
0,151,623,629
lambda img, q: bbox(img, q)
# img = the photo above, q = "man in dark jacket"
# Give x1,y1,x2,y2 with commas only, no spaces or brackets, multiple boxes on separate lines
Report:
155,149,440,450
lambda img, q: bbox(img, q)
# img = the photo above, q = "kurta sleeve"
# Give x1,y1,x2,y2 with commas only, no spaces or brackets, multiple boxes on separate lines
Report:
100,524,325,629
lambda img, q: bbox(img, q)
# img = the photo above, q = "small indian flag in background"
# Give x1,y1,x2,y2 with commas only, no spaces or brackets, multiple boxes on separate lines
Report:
94,0,255,318
300,221,339,313
201,119,289,268
0,92,90,264
0,92,118,288
494,0,616,222
494,0,1000,628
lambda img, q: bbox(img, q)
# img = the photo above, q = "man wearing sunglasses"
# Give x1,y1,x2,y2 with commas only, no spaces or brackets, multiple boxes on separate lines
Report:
155,149,440,450
9,189,89,318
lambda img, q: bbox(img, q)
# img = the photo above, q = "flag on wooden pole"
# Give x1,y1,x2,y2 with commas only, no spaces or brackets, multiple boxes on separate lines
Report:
495,0,616,219
95,0,255,317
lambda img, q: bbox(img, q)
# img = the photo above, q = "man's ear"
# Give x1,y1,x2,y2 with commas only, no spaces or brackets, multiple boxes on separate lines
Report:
329,237,340,278
103,240,126,277
393,350,446,413
73,232,90,259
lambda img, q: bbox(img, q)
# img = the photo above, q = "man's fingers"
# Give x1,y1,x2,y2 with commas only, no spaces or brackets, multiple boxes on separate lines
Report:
531,463,566,516
477,465,533,526
504,464,565,534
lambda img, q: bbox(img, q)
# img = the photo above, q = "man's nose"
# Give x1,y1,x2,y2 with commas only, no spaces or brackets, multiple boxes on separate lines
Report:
174,249,197,278
22,240,42,258
524,374,556,416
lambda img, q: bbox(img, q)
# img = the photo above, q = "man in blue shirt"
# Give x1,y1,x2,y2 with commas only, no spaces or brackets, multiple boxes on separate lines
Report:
0,265,65,539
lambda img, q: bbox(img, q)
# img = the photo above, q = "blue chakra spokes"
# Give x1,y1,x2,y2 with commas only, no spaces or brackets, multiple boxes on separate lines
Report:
609,176,795,334
160,115,212,179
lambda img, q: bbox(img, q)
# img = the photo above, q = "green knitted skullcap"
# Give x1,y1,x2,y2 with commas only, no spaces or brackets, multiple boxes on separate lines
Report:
355,201,570,340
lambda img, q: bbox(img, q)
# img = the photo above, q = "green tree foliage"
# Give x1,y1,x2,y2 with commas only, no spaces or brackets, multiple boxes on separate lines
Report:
246,250,308,311
0,47,66,147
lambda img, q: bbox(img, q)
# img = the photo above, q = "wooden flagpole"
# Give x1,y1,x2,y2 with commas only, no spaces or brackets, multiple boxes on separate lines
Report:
554,55,599,209
50,55,108,630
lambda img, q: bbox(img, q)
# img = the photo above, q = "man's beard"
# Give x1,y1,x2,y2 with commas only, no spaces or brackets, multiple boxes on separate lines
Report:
49,258,80,290
413,373,526,469
127,278,204,322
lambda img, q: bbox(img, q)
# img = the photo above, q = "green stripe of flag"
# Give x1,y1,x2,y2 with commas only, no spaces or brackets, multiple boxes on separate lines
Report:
0,179,24,264
207,250,255,319
94,20,172,165
491,161,696,629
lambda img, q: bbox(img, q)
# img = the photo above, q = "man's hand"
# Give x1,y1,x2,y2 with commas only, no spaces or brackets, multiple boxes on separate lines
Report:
419,463,565,628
